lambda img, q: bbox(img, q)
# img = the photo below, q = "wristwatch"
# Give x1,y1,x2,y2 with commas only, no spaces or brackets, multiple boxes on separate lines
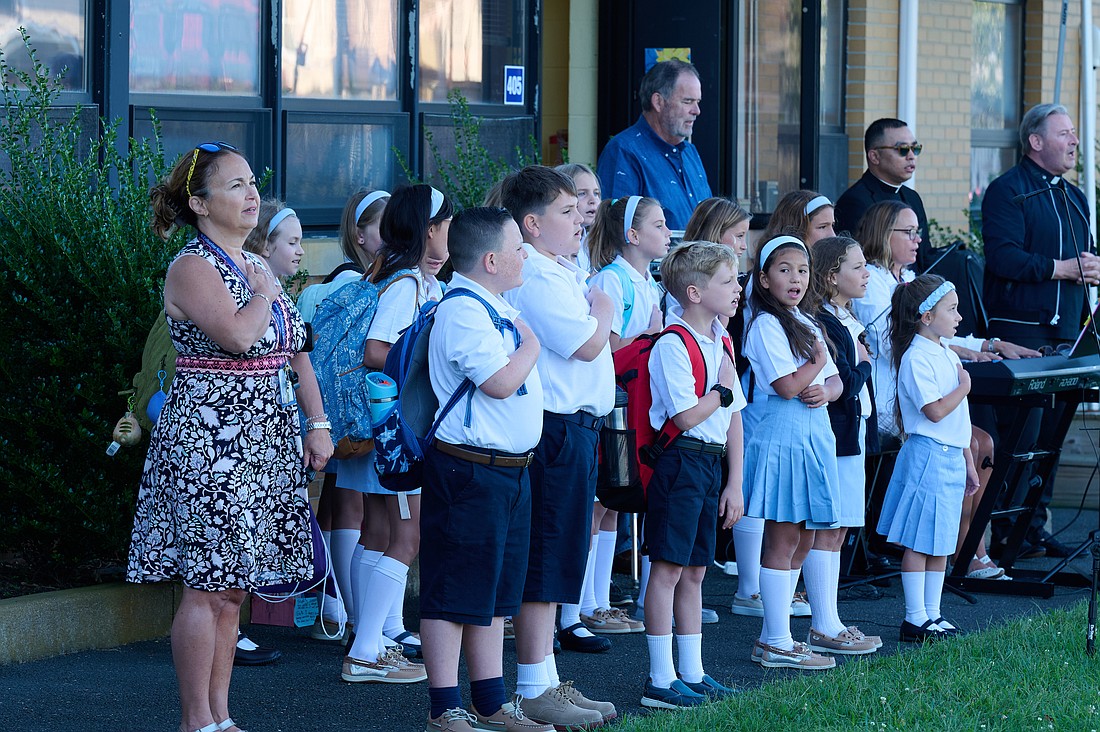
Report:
986,338,1001,354
710,384,734,408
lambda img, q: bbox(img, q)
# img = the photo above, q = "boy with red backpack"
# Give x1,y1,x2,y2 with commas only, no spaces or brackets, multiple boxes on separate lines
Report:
639,240,746,709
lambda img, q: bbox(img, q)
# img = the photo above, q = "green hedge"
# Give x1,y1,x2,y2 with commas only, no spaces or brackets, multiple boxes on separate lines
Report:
0,32,183,578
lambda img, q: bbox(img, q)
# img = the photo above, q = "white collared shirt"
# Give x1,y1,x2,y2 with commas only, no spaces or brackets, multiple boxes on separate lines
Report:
648,311,746,444
898,334,971,448
429,272,544,452
368,268,443,345
503,243,614,417
588,255,663,339
744,310,838,397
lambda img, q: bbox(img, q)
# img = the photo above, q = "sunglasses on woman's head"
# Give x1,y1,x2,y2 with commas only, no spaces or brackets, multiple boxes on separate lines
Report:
186,142,240,197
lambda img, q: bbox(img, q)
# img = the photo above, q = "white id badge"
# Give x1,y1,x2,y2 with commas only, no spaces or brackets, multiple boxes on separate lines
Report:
277,365,297,407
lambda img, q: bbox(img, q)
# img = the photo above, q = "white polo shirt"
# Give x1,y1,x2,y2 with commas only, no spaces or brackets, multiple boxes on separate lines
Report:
648,312,746,445
368,269,443,345
744,310,838,397
588,255,663,339
429,273,544,452
503,243,614,417
898,334,971,448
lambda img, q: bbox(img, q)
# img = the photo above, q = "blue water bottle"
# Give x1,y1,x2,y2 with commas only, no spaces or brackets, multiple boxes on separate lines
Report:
366,372,399,432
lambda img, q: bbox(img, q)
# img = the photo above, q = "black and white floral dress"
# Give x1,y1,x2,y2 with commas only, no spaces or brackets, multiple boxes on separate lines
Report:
127,235,313,592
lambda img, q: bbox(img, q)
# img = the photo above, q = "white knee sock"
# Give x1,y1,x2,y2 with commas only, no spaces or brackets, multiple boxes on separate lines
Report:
544,653,560,688
924,570,947,627
347,543,364,625
646,634,676,689
802,549,845,636
675,633,704,684
760,567,794,650
901,571,929,626
593,530,618,610
790,566,803,598
578,534,599,616
637,555,651,609
349,553,402,662
328,529,360,622
516,661,550,700
732,516,764,598
351,547,382,639
382,564,410,641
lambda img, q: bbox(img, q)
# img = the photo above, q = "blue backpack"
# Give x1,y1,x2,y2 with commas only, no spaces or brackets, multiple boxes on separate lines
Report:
371,287,525,491
309,268,418,458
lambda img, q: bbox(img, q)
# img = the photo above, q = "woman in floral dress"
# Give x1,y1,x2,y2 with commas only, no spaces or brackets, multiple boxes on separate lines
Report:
127,142,333,732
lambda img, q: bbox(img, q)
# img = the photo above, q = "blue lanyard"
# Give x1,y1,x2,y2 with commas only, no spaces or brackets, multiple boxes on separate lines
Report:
198,233,289,350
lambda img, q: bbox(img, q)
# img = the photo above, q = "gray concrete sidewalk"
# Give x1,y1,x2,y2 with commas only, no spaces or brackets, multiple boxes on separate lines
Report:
2,508,1098,731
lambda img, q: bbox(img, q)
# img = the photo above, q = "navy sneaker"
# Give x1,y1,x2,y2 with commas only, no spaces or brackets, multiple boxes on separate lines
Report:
681,674,738,699
640,678,708,709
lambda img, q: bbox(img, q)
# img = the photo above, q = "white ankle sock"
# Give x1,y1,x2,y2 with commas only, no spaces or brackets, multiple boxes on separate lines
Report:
924,570,946,626
901,571,929,626
803,549,845,636
516,661,549,699
328,529,360,622
675,633,704,684
593,530,617,610
732,516,764,598
578,535,599,616
349,555,405,661
646,634,676,688
760,567,794,650
543,653,560,688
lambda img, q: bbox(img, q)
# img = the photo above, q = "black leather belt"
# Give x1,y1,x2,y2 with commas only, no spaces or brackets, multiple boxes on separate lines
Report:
433,439,534,468
672,435,727,457
546,410,605,430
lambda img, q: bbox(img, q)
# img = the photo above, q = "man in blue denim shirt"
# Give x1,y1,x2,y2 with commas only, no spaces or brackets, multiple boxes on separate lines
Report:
597,60,712,231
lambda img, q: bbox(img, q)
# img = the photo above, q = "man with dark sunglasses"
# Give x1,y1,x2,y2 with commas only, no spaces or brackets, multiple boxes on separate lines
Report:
835,118,933,271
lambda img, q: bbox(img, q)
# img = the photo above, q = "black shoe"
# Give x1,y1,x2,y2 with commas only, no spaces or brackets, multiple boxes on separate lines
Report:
930,618,962,637
234,631,282,666
1037,532,1072,558
609,579,633,607
865,552,895,574
557,622,612,653
899,620,946,644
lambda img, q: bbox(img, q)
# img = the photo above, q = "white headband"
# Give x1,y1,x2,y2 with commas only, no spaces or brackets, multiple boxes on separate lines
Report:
918,281,956,315
758,235,807,268
429,187,445,218
266,207,297,238
623,196,643,242
354,190,390,224
804,195,832,217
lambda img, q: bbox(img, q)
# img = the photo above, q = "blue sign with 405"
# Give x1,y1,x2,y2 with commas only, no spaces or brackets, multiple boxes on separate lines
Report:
504,65,524,105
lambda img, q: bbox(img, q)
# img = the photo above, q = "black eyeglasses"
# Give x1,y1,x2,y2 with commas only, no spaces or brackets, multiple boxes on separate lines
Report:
892,228,921,241
873,143,922,157
186,142,239,197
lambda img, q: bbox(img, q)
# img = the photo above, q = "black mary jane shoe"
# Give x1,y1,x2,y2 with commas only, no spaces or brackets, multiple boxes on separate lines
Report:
930,618,962,637
557,622,612,653
899,619,946,644
233,631,282,666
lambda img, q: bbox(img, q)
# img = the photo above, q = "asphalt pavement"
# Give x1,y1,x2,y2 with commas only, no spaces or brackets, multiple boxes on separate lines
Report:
2,508,1098,732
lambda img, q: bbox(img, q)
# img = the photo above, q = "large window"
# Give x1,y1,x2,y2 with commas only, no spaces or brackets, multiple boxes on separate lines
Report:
130,0,260,95
971,0,1023,207
0,0,86,91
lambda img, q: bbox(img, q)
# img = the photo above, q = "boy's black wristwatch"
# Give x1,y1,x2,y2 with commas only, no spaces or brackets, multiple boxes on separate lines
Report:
710,384,734,408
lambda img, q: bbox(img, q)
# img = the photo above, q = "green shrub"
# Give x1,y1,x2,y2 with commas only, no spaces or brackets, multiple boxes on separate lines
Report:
0,31,182,581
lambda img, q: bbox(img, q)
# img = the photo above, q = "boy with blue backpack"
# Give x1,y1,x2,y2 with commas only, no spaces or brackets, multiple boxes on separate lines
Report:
417,207,552,732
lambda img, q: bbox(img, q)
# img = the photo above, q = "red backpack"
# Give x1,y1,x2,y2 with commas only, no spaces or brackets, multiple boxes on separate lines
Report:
613,324,734,490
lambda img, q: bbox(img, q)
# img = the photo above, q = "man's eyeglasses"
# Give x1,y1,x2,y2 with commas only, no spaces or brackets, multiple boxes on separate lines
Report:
186,141,239,197
874,143,923,157
892,228,922,241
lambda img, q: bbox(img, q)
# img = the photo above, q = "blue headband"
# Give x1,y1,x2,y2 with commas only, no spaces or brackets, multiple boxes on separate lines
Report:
623,195,643,243
266,207,297,238
757,235,807,268
918,281,956,315
354,190,390,224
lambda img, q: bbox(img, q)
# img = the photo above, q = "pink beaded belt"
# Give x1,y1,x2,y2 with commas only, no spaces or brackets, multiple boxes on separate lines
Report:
176,354,289,375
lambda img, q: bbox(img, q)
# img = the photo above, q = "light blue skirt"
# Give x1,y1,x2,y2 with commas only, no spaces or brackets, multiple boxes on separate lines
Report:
743,396,840,529
835,418,868,527
876,434,963,556
334,450,422,496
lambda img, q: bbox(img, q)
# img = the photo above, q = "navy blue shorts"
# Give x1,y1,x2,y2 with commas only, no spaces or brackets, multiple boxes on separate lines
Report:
419,445,531,625
523,412,600,604
644,447,723,567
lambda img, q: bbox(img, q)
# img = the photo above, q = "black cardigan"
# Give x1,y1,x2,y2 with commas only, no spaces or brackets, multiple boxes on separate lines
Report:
819,307,879,457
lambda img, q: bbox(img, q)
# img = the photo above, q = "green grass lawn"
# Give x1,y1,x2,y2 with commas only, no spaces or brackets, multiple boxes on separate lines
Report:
612,602,1100,731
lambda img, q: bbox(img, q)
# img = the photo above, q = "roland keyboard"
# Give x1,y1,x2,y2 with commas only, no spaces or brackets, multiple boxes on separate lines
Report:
964,353,1100,397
